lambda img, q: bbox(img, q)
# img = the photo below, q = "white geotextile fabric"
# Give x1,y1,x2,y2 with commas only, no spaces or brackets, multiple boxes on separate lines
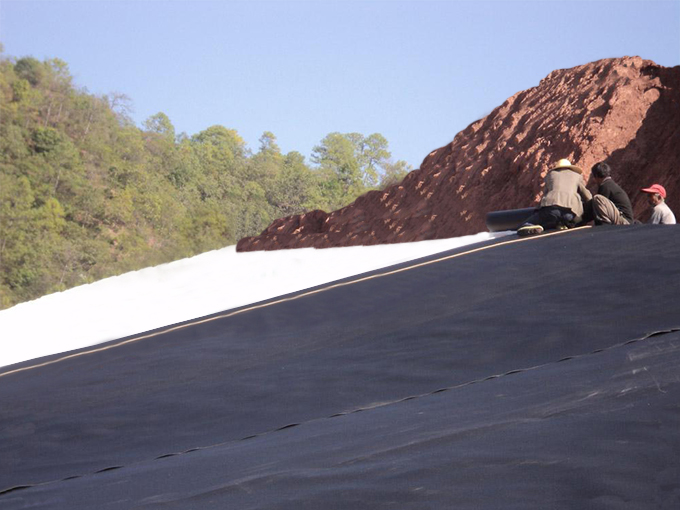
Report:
0,231,511,368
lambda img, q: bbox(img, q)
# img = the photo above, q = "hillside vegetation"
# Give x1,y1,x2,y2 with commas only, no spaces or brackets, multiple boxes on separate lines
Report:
0,51,411,309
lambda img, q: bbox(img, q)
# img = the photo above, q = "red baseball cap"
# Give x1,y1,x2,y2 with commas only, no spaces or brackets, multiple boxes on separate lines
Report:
641,184,667,198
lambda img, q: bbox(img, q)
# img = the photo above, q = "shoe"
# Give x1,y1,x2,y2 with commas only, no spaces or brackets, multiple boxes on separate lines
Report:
556,224,569,231
517,224,544,236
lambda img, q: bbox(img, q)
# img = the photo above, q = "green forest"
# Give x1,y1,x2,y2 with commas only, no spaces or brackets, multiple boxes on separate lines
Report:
0,50,412,309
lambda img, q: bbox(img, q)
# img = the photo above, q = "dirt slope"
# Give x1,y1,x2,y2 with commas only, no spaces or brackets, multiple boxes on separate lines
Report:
238,57,680,251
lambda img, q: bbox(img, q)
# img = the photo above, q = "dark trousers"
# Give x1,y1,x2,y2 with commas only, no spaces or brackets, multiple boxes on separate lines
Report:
524,206,576,229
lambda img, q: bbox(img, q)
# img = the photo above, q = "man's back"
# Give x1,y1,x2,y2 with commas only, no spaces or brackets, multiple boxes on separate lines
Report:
650,202,677,224
598,178,634,222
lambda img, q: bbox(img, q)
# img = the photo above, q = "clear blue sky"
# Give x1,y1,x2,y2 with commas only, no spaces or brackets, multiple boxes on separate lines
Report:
1,1,678,168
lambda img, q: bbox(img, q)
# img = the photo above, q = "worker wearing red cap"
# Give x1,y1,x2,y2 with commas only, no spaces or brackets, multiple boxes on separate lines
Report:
641,184,676,224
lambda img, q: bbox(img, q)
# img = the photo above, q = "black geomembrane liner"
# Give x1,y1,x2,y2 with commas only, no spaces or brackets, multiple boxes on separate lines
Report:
2,225,680,509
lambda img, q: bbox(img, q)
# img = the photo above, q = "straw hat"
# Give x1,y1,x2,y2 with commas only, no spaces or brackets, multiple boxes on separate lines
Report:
550,159,582,174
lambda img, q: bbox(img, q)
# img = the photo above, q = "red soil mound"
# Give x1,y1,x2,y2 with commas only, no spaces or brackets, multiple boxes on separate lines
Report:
237,57,680,251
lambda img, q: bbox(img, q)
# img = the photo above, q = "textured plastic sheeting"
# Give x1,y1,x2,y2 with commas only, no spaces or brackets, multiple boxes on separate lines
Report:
2,225,680,509
485,207,536,232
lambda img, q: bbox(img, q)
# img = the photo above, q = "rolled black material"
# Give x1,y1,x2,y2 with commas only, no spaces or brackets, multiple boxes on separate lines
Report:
486,207,536,231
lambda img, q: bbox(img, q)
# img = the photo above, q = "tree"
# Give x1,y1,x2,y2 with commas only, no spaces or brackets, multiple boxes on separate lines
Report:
258,131,281,156
192,125,246,159
312,131,398,190
105,92,134,125
143,112,175,141
252,131,283,179
312,132,363,204
14,57,44,86
311,131,400,210
235,181,271,240
380,159,412,188
40,58,74,128
348,132,391,187
270,151,317,217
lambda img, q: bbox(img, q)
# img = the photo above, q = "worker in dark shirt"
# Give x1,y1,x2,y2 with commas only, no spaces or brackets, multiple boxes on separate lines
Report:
588,162,634,225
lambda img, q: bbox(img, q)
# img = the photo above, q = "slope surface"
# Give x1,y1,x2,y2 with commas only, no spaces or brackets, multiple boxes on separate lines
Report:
0,231,505,368
2,226,680,509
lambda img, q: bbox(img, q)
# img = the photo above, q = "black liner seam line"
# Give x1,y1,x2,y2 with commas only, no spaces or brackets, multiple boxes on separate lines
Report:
0,226,591,380
0,226,592,378
2,324,676,498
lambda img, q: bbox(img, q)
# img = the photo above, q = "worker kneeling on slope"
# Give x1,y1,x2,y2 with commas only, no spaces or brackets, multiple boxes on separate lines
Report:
518,158,592,236
586,162,634,225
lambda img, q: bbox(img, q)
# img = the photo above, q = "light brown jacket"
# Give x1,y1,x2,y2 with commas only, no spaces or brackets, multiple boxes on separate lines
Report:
540,168,592,220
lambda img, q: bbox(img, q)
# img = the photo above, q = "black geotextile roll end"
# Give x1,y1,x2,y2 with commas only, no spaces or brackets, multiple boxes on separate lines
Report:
2,225,680,509
485,207,536,231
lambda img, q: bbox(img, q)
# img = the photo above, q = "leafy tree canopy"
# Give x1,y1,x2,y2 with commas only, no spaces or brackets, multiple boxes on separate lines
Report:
0,52,413,309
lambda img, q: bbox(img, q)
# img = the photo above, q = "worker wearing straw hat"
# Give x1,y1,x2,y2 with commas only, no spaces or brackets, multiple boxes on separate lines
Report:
518,159,592,236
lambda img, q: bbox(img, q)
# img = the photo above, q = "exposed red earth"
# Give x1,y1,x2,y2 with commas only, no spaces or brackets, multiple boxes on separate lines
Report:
237,57,680,252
